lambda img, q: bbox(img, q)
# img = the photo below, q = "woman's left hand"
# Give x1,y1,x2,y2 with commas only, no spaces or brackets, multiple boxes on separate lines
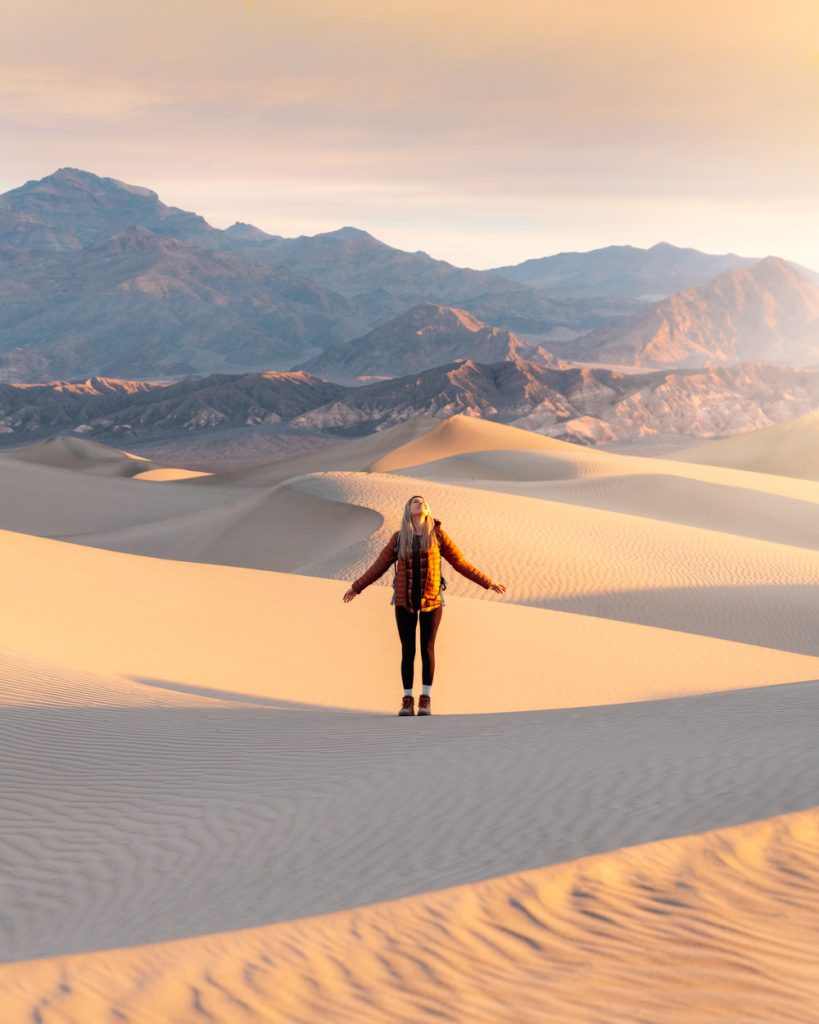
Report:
489,582,506,594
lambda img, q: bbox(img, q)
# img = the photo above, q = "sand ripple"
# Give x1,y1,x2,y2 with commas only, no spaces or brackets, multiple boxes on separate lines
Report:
1,808,817,1022
1,645,817,964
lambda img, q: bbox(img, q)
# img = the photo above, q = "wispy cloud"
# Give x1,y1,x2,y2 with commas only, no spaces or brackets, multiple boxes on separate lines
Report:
4,0,819,267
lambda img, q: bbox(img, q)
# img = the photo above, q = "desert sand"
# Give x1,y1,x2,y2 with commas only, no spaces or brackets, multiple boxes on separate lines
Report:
0,413,817,1021
674,407,819,480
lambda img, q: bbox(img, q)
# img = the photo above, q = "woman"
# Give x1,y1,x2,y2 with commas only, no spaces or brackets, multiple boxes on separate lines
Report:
343,495,506,716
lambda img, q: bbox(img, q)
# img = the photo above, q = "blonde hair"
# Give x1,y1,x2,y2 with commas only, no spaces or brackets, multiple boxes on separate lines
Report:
397,495,438,560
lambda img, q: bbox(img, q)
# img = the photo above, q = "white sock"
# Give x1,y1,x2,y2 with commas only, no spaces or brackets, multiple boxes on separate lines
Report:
404,688,413,698
422,684,432,696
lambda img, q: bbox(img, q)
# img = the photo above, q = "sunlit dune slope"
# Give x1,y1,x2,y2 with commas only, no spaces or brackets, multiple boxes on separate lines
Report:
674,407,819,480
6,415,819,654
0,455,240,535
1,801,817,1023
2,528,817,715
432,471,819,550
367,415,607,474
292,471,819,654
374,416,819,507
132,465,211,480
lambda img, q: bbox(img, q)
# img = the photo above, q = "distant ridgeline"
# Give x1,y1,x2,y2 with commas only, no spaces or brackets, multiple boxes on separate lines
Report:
1,168,818,446
2,360,819,448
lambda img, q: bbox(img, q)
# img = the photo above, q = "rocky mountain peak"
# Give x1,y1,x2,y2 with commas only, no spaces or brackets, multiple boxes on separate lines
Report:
297,303,550,384
45,168,159,201
575,256,819,368
396,303,486,334
298,226,386,251
324,226,374,240
224,221,277,241
0,168,216,252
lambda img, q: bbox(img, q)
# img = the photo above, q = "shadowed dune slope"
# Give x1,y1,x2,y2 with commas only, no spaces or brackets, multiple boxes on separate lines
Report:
2,806,817,1023
0,456,241,536
190,415,444,487
63,485,382,571
0,452,378,569
674,407,819,480
0,434,155,476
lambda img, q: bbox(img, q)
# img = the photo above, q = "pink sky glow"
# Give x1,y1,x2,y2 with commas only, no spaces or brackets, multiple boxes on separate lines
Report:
3,0,819,269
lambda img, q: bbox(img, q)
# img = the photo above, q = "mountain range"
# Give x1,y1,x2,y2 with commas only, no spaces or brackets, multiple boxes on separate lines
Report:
495,242,759,300
2,166,819,451
4,358,819,449
6,168,816,384
0,169,638,380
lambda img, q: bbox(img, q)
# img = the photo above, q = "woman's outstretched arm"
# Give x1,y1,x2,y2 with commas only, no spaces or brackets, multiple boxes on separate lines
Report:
343,532,399,602
438,528,505,593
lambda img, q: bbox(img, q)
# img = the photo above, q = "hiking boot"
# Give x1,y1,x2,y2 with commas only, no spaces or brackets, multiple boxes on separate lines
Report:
417,694,431,716
398,695,415,716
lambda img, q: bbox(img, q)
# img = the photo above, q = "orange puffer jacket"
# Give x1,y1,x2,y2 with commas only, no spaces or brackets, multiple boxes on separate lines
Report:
351,519,493,611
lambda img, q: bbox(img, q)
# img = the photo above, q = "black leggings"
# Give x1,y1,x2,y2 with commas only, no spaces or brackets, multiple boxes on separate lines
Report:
395,605,443,690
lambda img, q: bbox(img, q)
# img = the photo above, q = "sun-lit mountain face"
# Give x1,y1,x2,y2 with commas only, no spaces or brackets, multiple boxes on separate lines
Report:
576,257,819,368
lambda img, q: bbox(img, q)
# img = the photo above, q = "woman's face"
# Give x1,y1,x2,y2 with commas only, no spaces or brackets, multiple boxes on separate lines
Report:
410,496,427,517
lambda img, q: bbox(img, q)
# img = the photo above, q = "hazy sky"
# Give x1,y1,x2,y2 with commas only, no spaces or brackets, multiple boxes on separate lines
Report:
3,0,819,268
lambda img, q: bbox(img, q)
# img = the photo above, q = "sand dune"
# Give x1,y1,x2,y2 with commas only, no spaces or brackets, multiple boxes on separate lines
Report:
186,414,622,489
67,484,382,571
6,419,819,662
367,415,606,474
190,415,444,487
0,434,155,475
391,447,595,481
3,528,815,714
675,407,819,480
0,442,374,564
2,806,817,1022
1,435,209,484
291,471,819,654
2,411,817,1021
440,471,819,550
0,633,816,961
376,416,819,505
0,455,239,536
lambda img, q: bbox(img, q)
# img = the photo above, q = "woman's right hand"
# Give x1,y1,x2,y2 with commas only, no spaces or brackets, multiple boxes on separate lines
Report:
343,587,357,603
